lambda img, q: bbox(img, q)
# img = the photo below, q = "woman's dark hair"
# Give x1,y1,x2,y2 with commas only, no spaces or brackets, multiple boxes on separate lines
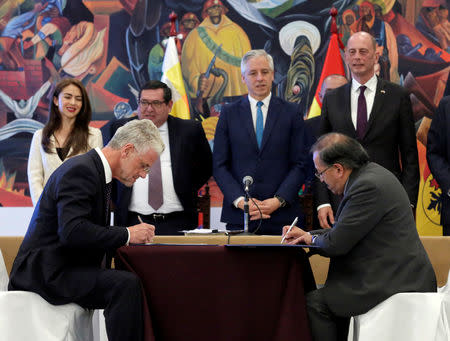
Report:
42,78,92,157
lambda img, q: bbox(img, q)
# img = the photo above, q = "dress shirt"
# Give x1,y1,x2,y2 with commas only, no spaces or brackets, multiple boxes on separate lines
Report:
350,74,377,129
95,147,130,244
128,121,184,214
248,93,271,132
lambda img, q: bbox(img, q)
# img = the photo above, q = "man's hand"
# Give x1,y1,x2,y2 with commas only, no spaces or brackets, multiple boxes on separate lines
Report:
291,232,313,245
318,206,335,228
237,198,271,220
281,225,306,244
128,223,155,244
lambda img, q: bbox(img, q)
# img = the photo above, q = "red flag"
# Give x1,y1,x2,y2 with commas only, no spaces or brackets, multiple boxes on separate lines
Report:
308,8,346,118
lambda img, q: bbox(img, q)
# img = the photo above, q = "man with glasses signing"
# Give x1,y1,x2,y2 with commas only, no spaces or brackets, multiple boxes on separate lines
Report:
282,133,436,341
103,80,212,234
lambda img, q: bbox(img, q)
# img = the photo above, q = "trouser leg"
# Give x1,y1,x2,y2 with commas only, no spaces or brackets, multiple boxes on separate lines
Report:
306,289,350,341
75,269,144,341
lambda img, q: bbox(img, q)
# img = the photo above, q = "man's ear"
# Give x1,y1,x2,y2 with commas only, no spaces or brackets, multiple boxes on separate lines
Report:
121,143,134,158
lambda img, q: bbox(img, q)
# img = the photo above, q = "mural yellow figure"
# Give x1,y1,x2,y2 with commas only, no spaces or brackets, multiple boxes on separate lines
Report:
181,0,251,100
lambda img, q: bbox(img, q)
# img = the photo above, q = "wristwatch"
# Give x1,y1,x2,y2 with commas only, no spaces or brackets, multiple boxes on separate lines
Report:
274,195,286,208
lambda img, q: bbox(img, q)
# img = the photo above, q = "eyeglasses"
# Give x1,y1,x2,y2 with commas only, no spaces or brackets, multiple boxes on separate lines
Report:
315,165,333,179
139,100,165,109
135,154,151,174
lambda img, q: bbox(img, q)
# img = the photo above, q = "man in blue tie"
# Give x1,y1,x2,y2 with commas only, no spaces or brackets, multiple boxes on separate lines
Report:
213,49,310,235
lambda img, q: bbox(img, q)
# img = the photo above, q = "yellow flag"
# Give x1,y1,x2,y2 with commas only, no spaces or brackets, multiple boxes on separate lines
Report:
161,37,190,119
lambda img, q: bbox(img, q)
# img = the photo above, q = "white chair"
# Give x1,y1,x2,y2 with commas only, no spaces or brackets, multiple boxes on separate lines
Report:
0,249,94,341
348,273,450,341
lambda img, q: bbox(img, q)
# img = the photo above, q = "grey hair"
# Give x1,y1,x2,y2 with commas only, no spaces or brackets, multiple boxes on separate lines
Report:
108,119,165,155
311,133,369,170
241,49,274,75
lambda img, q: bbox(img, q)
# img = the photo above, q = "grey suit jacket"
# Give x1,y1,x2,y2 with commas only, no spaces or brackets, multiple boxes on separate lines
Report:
311,162,436,316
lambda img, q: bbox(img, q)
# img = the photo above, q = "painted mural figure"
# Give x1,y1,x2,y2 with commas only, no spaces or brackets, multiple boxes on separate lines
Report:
355,1,399,83
181,0,251,107
147,22,171,81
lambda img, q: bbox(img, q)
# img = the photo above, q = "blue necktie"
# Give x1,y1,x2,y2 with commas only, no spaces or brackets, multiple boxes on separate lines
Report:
256,101,264,148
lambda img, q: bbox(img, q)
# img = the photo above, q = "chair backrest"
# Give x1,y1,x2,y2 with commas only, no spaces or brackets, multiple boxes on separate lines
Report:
0,236,23,276
0,249,9,291
420,236,450,287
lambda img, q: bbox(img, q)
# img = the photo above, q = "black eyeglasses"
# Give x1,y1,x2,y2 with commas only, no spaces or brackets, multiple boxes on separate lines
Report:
139,100,165,109
315,165,333,179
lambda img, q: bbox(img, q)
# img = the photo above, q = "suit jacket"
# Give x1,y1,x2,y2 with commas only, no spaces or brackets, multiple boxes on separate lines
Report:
102,115,212,227
318,78,419,207
27,127,103,205
8,150,128,304
311,162,436,317
426,96,450,226
213,95,310,234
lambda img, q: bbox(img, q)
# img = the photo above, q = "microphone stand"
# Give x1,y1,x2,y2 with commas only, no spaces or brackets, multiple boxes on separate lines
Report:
243,190,249,233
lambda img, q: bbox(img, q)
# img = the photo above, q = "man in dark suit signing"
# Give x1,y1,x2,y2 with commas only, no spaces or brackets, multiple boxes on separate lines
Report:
102,80,212,235
427,95,450,236
283,133,436,341
8,119,165,341
317,31,419,228
213,49,310,235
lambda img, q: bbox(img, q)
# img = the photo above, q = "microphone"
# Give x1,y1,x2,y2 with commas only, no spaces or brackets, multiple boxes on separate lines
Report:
243,176,253,192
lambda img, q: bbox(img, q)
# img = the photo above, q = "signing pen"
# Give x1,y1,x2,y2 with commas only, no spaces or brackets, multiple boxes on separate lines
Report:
138,215,144,224
280,216,298,244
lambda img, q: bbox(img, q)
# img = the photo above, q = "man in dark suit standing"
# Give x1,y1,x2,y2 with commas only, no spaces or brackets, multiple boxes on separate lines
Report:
283,133,436,341
317,31,419,228
102,80,212,235
427,95,450,236
9,119,164,341
213,49,310,235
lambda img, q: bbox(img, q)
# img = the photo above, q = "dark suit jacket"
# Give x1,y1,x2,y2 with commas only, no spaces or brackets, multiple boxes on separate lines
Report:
213,95,310,234
8,150,128,304
311,162,436,317
318,78,420,207
426,96,450,226
102,115,212,227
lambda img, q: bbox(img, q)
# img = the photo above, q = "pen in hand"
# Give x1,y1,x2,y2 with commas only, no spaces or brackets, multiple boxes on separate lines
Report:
280,216,298,244
138,215,144,224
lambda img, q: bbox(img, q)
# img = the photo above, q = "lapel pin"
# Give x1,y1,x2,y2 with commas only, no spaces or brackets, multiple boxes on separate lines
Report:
381,90,385,94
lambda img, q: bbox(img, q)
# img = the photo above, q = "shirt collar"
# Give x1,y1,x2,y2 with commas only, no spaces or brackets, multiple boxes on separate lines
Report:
95,147,112,184
158,120,168,132
351,74,377,93
248,93,272,108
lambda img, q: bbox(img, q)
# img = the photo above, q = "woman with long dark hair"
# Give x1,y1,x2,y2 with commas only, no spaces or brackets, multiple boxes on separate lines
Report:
27,78,103,205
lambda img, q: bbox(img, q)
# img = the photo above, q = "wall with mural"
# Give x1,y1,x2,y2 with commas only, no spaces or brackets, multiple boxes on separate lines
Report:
0,0,449,234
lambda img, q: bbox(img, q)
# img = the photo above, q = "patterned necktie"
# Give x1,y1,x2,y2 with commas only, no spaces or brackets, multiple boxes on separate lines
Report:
104,182,112,225
356,85,367,140
148,156,163,210
256,101,264,148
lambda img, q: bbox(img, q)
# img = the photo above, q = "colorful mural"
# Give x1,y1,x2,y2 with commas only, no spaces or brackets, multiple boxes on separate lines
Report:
0,0,449,233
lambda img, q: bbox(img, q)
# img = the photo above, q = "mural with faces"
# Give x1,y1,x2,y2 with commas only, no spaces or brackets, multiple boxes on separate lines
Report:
0,0,449,207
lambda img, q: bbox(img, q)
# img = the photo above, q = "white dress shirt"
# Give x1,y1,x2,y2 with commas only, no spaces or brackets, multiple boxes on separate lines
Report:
128,121,184,214
350,74,377,129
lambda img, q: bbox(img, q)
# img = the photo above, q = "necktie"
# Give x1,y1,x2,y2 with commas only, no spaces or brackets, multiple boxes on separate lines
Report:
104,182,112,225
148,156,163,210
356,85,367,140
256,101,264,148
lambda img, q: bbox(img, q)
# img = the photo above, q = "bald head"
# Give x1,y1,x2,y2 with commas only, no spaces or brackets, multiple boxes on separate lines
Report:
319,74,348,101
